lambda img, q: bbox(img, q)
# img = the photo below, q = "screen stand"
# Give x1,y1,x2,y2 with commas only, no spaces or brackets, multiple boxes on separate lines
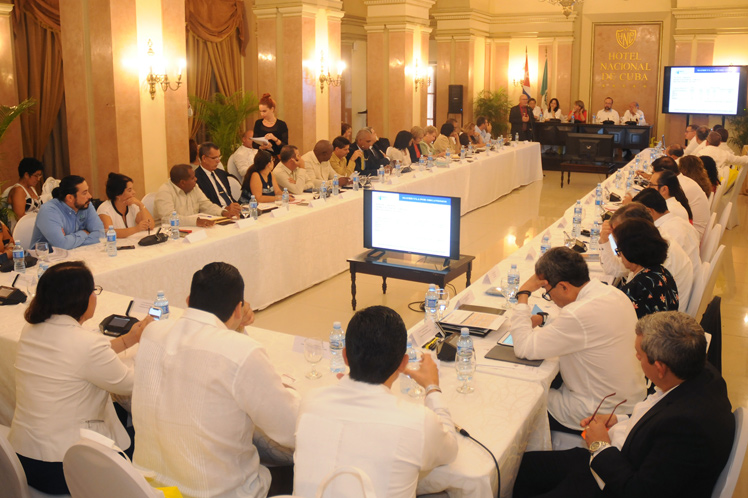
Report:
368,251,452,271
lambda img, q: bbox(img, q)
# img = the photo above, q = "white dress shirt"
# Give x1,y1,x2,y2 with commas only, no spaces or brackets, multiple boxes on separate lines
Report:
227,145,257,182
385,147,412,167
665,197,689,223
596,109,620,124
510,279,646,429
599,236,693,312
655,212,701,275
621,110,645,124
677,174,710,237
293,376,458,498
132,308,300,498
9,315,133,461
547,108,563,120
533,106,543,120
684,138,699,155
699,145,748,180
273,163,310,195
153,179,223,226
301,151,336,189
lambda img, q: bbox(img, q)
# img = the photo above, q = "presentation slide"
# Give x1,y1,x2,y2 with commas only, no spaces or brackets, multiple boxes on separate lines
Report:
370,192,452,257
667,67,741,115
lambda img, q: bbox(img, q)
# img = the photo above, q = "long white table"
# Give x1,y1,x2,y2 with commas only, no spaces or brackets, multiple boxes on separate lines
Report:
44,143,542,311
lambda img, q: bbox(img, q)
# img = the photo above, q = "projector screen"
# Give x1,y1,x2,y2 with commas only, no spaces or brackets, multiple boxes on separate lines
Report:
363,190,461,260
662,66,748,116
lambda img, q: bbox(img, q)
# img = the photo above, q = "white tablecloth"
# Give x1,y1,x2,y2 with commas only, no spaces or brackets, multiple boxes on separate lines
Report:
36,143,541,311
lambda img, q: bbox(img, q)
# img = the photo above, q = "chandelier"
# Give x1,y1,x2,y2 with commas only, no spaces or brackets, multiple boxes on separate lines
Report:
541,0,582,18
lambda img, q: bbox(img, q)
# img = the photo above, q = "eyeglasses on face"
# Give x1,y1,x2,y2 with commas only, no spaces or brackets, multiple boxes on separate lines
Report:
542,282,558,301
93,285,103,295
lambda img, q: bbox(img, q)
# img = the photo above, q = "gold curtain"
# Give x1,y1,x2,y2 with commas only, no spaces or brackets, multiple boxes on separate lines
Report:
185,0,247,55
206,33,242,96
12,0,65,160
186,32,212,139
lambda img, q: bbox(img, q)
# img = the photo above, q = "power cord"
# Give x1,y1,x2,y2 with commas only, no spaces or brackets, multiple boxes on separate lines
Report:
456,424,501,498
408,300,426,313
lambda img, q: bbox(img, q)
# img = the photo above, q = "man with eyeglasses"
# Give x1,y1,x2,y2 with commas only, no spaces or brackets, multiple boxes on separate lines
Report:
194,142,241,218
508,247,646,434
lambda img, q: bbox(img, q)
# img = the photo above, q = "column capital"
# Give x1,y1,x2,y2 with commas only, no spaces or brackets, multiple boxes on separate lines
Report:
0,4,13,15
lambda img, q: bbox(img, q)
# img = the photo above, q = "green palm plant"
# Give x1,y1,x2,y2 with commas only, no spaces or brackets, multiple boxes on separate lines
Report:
473,89,511,138
189,92,259,165
1,98,37,226
727,111,748,153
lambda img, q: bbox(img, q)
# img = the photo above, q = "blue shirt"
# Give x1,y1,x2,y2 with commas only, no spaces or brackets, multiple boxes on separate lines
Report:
30,198,105,250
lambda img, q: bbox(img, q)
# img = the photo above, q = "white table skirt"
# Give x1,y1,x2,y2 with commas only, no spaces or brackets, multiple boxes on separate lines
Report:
37,143,541,312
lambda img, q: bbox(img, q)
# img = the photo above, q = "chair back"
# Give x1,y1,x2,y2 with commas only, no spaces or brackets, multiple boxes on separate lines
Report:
0,425,31,498
700,223,722,263
712,407,748,498
12,214,37,251
707,191,715,210
63,436,162,498
700,211,717,249
711,180,726,215
228,176,242,202
686,261,710,318
724,165,747,229
696,245,725,319
717,202,731,236
141,193,156,217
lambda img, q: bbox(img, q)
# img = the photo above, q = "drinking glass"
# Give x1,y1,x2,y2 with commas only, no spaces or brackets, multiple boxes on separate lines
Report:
241,204,250,219
455,350,476,394
406,350,425,398
35,242,49,262
436,289,451,321
25,274,38,301
384,171,391,184
304,339,323,379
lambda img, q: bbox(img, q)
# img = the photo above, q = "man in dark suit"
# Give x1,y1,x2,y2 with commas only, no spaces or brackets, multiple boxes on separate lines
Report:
195,142,241,218
347,129,390,176
509,94,535,141
513,311,735,498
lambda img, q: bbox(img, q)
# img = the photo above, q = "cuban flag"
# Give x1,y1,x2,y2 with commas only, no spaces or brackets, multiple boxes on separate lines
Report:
522,47,532,99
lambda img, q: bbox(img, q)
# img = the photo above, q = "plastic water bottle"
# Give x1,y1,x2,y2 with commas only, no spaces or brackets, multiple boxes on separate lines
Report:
571,114,575,123
419,156,426,171
615,170,623,189
460,147,466,162
106,225,117,257
330,321,346,373
154,290,170,320
445,149,451,162
468,142,474,155
572,200,583,238
12,242,25,273
639,115,645,126
400,337,418,395
595,183,604,212
540,235,551,254
395,161,402,177
427,153,434,168
507,264,520,305
352,171,360,191
332,175,340,196
626,171,633,192
635,156,641,170
592,114,597,124
169,211,180,240
249,195,258,220
377,165,385,183
539,111,544,122
456,327,474,355
590,221,601,252
282,188,289,210
424,284,438,323
320,182,328,201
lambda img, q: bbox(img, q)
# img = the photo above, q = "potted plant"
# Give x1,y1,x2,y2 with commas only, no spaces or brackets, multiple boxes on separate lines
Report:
727,111,748,156
473,89,511,138
189,92,259,165
0,98,37,226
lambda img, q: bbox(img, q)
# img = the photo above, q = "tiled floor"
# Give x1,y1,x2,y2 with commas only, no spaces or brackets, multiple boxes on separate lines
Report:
254,171,748,495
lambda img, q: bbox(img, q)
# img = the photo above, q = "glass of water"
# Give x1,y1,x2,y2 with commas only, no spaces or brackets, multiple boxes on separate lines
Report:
304,339,323,379
35,242,49,262
437,288,451,321
241,204,250,219
455,350,476,394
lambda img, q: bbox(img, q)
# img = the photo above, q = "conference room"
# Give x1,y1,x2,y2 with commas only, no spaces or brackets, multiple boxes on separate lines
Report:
1,0,748,497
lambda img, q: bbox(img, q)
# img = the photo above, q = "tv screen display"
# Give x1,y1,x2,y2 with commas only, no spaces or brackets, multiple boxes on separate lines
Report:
363,190,461,260
662,66,748,116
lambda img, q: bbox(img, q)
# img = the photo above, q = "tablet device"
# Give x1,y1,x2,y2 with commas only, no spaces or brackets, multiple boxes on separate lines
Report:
485,344,543,367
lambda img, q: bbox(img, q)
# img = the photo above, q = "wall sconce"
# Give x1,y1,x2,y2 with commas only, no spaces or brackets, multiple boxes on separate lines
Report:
145,39,184,100
413,60,431,92
317,52,345,93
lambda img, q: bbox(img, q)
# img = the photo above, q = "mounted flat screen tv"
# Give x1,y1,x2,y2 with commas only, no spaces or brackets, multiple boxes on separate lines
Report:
662,66,748,116
363,190,461,260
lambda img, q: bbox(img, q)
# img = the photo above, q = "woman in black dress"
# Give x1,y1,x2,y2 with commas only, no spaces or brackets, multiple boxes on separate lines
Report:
613,218,679,319
253,93,288,157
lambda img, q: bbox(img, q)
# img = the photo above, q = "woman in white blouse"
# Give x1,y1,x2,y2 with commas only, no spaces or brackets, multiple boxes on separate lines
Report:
386,130,413,167
8,261,150,494
97,173,155,238
547,98,563,120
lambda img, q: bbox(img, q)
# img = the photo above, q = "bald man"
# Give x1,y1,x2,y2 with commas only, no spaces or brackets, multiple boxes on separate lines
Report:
347,129,390,175
301,140,350,189
509,94,535,141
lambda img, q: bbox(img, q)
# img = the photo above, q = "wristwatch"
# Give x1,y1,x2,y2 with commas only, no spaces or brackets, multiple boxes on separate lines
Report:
588,441,611,454
537,311,549,327
516,290,532,299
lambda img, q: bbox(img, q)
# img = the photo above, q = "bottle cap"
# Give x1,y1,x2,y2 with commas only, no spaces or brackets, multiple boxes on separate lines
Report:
461,327,469,336
333,321,341,328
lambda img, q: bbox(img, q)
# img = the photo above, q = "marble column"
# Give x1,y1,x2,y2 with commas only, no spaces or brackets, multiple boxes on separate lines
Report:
0,3,22,182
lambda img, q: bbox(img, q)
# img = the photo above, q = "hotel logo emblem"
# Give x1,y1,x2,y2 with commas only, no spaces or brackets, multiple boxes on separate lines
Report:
616,29,637,49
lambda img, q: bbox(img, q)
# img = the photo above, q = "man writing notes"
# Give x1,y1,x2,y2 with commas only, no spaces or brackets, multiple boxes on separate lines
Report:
514,311,734,498
509,94,535,141
274,145,311,195
30,175,105,249
133,262,300,498
293,306,457,498
509,247,646,433
194,142,242,217
153,164,233,227
595,97,620,124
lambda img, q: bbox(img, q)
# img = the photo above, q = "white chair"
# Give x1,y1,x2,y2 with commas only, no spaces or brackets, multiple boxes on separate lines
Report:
141,193,156,217
0,425,67,498
700,223,722,263
228,175,242,202
707,191,714,210
717,202,731,238
700,212,717,250
723,165,747,229
712,407,748,498
696,245,725,319
12,213,36,251
686,261,710,318
63,436,163,498
710,181,726,215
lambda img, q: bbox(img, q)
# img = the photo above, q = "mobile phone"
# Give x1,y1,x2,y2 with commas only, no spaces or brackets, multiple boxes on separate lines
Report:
148,307,162,320
117,245,136,250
